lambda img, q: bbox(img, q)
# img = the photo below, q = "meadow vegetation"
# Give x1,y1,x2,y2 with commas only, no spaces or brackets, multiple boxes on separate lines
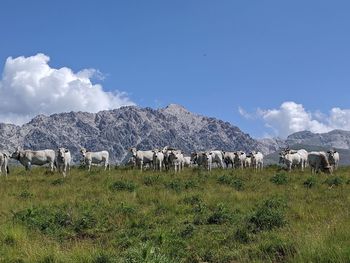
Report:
0,166,350,262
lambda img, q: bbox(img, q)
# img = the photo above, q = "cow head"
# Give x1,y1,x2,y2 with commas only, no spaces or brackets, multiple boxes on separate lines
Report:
203,152,212,161
129,147,137,157
58,148,69,160
190,152,198,163
80,148,87,157
11,147,22,160
153,149,161,158
278,152,285,164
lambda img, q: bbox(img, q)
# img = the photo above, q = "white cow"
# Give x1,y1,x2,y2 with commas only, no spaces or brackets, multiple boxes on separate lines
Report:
57,148,71,177
244,156,252,168
11,148,56,171
327,150,340,170
0,152,9,176
209,150,225,168
279,151,302,171
129,147,154,171
183,156,192,167
223,151,235,168
80,148,110,171
234,151,247,169
202,152,213,171
281,149,308,171
296,149,308,169
308,151,332,174
168,150,184,172
191,152,205,167
251,151,264,171
153,149,164,171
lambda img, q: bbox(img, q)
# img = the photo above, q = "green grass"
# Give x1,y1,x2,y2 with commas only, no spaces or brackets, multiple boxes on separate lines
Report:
0,166,350,262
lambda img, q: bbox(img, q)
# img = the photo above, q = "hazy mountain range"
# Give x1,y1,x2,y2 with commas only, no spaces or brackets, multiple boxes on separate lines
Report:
0,104,349,164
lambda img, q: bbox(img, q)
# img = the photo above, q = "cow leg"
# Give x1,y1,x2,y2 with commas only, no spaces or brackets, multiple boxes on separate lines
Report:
26,162,32,171
87,161,92,171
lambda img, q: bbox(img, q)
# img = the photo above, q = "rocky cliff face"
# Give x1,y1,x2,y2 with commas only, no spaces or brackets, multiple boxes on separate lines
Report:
285,130,350,149
0,104,263,163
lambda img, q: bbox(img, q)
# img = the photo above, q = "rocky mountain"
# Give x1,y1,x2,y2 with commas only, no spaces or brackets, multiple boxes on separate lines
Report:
0,104,263,163
259,129,350,152
286,130,350,150
261,130,350,165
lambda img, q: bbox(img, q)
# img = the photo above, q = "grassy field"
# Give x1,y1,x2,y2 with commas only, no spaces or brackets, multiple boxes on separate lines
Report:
0,166,350,263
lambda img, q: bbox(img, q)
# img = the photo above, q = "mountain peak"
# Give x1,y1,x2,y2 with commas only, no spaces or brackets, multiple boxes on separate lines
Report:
161,104,191,115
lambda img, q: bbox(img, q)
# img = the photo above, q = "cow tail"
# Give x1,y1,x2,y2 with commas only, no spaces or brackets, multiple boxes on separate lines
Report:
6,165,10,174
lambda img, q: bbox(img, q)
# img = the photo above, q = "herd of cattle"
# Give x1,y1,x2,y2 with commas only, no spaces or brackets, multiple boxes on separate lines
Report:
0,146,340,177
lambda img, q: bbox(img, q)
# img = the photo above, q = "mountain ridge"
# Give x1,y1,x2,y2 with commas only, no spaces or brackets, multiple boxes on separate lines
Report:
0,104,262,163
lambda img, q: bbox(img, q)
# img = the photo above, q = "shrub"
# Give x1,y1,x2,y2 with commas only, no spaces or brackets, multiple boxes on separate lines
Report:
324,177,343,187
207,203,232,225
93,252,115,263
179,224,195,238
110,181,136,192
248,197,287,232
124,242,175,263
74,212,97,234
303,177,317,188
270,173,288,185
232,178,244,191
51,178,64,186
184,179,198,189
143,175,159,186
233,227,251,243
118,202,136,215
19,190,33,199
183,195,202,206
165,179,183,192
217,175,232,185
13,205,109,240
217,175,244,191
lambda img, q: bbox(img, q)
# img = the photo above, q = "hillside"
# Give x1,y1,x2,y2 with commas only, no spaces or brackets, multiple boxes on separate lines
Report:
0,167,349,262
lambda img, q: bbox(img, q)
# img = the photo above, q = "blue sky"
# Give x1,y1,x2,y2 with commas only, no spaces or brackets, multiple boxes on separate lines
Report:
0,1,350,137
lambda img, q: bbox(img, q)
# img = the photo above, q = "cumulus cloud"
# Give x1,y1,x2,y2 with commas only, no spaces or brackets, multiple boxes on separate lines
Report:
239,101,350,138
0,53,134,124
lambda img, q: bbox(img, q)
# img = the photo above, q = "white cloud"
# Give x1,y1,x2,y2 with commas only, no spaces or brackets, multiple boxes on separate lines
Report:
0,53,135,124
238,106,254,120
239,101,350,138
